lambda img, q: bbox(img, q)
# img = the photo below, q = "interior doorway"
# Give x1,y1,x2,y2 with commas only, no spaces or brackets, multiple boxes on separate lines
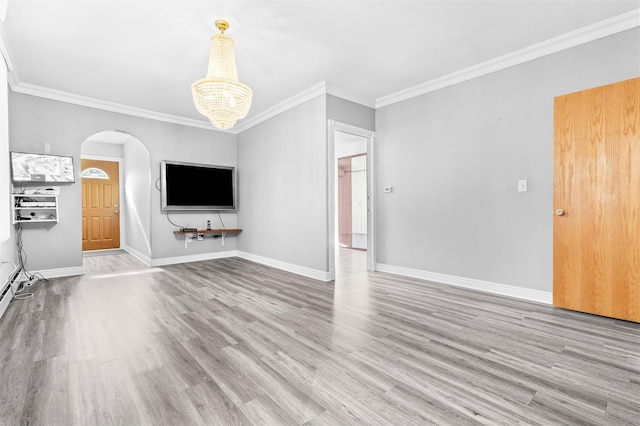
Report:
338,154,367,251
81,158,121,251
80,130,152,261
328,120,375,280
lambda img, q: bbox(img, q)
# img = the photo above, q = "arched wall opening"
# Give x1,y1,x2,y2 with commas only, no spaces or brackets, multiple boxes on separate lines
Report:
80,130,152,260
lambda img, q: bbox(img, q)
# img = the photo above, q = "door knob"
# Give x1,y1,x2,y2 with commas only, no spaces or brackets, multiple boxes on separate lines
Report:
555,209,565,216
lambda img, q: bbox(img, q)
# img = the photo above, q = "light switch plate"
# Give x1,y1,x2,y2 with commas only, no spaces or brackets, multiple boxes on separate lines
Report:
384,186,393,193
518,179,528,192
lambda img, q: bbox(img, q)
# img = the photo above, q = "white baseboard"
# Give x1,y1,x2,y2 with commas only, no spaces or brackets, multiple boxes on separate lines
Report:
0,288,12,320
125,247,331,282
35,266,85,279
375,263,552,305
0,278,20,320
150,250,238,267
236,251,332,282
122,245,152,266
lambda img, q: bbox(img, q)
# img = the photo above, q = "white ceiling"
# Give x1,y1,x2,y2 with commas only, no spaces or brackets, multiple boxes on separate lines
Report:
2,1,638,130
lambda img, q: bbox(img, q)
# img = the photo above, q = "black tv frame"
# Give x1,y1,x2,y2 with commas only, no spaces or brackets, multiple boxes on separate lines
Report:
160,160,236,211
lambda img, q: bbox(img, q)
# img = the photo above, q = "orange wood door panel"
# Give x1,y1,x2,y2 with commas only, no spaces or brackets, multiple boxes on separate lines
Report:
553,77,640,322
81,159,120,251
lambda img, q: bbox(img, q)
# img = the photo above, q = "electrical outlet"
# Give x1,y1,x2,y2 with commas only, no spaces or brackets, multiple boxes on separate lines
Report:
197,233,204,241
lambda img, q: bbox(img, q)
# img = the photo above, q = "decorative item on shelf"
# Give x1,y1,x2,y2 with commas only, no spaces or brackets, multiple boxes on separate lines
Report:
191,19,253,130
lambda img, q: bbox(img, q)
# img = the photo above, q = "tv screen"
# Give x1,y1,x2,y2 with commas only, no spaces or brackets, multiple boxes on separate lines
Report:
11,151,75,183
160,160,236,211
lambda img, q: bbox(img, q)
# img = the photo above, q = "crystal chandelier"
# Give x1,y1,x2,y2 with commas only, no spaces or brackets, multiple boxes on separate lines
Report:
191,20,253,130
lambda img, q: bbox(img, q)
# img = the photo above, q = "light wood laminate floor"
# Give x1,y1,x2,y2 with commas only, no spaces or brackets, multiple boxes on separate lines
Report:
1,249,639,425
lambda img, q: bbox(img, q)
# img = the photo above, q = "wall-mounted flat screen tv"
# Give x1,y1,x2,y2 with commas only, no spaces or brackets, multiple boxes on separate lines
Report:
160,160,236,211
10,151,75,183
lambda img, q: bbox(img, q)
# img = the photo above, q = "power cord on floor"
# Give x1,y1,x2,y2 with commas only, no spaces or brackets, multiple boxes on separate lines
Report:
11,224,47,299
1,260,33,300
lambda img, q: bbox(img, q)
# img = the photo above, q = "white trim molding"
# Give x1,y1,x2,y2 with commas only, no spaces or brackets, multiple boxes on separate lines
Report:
376,263,552,305
3,9,635,134
11,82,217,131
0,277,21,320
8,78,371,135
34,266,85,279
0,27,13,72
147,249,331,281
325,82,375,108
149,250,238,267
128,247,331,281
234,81,374,133
327,120,377,281
122,245,152,266
376,9,640,108
236,251,332,282
233,82,327,133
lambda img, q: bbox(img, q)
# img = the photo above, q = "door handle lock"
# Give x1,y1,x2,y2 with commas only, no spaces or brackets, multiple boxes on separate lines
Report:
555,209,565,216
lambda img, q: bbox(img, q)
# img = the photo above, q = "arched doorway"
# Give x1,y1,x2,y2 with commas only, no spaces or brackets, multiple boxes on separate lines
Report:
80,130,151,260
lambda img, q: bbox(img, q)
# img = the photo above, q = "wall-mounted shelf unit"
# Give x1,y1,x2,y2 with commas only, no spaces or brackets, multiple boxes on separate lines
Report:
12,193,59,224
173,228,242,247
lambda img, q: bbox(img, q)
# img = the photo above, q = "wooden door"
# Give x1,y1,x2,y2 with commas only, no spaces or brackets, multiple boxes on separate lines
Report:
338,157,352,248
553,77,640,322
81,159,120,251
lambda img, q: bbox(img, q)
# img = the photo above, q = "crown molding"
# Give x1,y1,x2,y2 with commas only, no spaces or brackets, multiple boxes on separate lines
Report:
9,78,369,135
325,82,375,108
376,9,640,109
0,26,13,72
4,9,636,131
233,81,374,133
11,81,219,131
232,82,327,133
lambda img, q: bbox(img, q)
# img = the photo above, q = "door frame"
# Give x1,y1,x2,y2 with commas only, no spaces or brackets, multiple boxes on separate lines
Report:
81,155,124,250
336,155,353,249
327,120,376,279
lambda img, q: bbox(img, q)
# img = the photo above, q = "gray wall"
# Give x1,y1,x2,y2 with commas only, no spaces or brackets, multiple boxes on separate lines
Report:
9,93,237,270
5,27,637,292
375,28,640,292
123,138,152,258
0,61,13,288
237,96,328,271
81,140,124,158
0,239,16,292
0,62,9,245
327,95,375,131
